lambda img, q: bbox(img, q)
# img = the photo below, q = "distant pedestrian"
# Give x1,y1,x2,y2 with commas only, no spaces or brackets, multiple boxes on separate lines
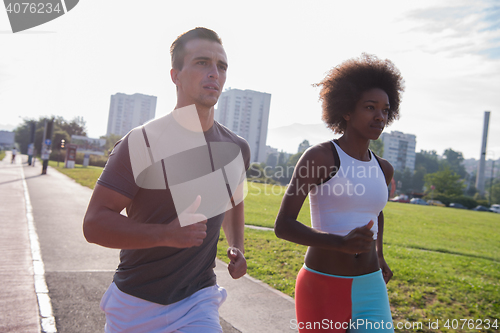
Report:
11,148,16,163
275,54,405,332
83,27,250,333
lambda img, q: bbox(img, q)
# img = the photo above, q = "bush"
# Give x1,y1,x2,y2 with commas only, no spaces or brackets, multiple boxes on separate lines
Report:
76,153,108,167
49,150,65,163
49,150,108,167
423,193,479,209
451,196,481,209
246,163,280,185
248,177,278,185
471,193,490,206
475,199,490,208
422,193,453,206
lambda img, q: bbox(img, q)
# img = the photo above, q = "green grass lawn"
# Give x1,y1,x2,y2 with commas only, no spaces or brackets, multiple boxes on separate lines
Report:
48,165,500,332
244,182,311,228
0,150,6,161
48,161,102,189
221,183,500,332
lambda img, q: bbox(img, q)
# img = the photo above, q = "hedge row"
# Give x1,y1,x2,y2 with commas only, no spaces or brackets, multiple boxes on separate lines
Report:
49,151,108,168
422,193,489,209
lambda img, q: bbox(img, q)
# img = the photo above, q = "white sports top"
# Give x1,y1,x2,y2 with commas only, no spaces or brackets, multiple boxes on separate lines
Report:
309,141,388,240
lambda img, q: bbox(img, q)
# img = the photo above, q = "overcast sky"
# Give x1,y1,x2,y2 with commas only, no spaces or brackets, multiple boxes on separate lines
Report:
1,0,499,160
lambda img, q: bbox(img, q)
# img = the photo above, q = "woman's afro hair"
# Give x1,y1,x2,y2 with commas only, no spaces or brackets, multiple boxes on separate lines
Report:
315,53,405,134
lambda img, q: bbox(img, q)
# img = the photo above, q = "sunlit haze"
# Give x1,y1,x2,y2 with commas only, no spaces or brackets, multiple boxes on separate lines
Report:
1,0,499,160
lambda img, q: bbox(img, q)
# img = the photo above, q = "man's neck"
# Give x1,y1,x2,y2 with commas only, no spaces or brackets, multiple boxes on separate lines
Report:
174,103,214,132
196,106,215,132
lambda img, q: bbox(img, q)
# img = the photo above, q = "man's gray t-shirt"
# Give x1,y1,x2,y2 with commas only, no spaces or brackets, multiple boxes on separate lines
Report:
97,117,250,305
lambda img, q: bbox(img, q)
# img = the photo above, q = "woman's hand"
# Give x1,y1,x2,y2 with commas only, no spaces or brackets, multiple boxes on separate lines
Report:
340,221,375,254
378,256,393,284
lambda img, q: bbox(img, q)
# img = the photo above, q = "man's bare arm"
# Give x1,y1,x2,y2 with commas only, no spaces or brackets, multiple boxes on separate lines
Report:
222,194,246,279
83,184,207,249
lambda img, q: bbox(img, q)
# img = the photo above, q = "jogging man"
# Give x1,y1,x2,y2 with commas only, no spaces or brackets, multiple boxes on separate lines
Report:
84,27,250,332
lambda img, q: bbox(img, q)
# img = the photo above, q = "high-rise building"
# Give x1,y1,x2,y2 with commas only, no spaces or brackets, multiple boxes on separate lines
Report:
380,131,416,172
106,93,157,137
215,88,271,163
298,140,311,153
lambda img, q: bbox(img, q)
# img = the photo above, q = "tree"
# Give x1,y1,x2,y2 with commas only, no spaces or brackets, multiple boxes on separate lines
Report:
246,163,265,178
287,152,303,168
265,153,278,168
424,167,465,197
298,140,311,153
15,117,53,154
488,179,500,204
271,151,293,185
415,150,439,174
369,138,384,157
441,148,467,178
464,172,478,197
412,166,426,193
15,116,87,155
269,151,300,185
393,170,402,191
15,121,38,154
100,133,122,155
277,151,288,166
401,168,413,193
391,167,414,194
55,116,87,137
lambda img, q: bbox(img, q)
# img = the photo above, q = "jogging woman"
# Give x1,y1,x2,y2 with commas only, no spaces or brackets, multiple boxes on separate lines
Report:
275,54,404,332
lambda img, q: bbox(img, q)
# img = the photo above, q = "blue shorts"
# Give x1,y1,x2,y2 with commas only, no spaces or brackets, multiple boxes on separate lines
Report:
295,265,394,332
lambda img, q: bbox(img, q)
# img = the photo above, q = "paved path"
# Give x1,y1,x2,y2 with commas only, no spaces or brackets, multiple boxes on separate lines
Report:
0,152,296,333
0,154,40,332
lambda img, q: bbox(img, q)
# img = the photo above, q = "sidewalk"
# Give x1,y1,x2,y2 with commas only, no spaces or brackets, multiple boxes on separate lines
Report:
0,153,297,333
0,153,40,333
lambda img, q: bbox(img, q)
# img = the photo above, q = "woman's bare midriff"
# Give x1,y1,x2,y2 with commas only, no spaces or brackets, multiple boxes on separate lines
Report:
304,241,380,276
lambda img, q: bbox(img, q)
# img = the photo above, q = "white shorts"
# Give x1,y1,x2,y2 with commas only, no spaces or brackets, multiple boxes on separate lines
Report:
100,283,227,333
